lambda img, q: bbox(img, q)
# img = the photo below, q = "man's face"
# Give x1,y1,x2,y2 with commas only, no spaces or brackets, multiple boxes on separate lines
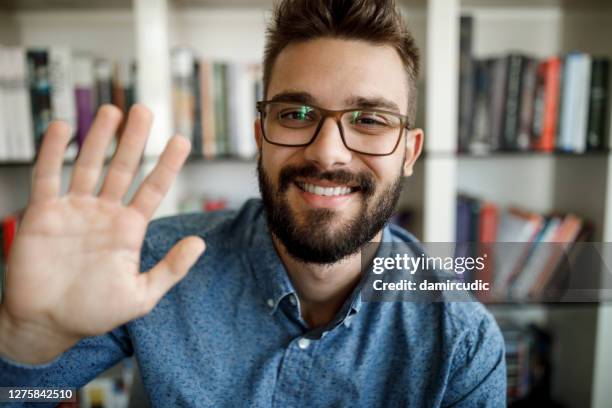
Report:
256,38,423,264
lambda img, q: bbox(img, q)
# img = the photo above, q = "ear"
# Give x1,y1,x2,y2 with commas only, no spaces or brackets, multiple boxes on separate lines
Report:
402,128,423,177
254,118,263,150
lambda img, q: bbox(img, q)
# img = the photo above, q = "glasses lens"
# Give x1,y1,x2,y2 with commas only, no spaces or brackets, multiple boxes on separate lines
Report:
263,102,321,145
342,110,403,155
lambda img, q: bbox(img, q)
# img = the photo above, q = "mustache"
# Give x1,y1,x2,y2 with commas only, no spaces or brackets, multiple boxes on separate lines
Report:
278,163,376,197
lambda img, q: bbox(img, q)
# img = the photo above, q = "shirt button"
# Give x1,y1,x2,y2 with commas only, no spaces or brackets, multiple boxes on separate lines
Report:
266,298,274,308
289,295,297,306
298,338,311,350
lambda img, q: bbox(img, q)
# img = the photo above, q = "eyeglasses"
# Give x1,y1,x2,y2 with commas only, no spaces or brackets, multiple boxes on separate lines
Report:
256,101,411,156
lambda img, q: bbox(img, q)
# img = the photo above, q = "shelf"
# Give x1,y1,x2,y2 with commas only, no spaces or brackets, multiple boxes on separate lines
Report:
423,149,610,159
0,0,131,11
461,0,612,10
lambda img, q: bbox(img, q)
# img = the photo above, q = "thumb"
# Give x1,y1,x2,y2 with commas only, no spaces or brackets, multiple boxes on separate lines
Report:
139,236,206,314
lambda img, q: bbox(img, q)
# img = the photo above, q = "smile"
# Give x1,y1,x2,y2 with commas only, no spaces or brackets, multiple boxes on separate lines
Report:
295,181,357,197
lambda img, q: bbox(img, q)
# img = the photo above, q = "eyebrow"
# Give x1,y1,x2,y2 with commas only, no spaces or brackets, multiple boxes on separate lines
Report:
269,91,401,113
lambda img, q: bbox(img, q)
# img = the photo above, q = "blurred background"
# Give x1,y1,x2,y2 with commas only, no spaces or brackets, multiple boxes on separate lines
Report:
0,0,611,407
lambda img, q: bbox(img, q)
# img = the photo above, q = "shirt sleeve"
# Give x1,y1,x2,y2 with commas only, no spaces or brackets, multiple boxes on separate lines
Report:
442,311,507,407
0,325,132,407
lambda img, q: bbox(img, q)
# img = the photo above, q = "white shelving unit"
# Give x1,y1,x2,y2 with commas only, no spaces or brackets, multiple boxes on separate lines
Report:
0,0,610,406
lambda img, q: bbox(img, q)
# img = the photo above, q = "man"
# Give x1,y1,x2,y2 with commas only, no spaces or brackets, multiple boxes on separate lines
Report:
0,0,506,406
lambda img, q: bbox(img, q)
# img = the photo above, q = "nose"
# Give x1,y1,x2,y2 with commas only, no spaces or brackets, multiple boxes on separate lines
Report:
303,117,353,169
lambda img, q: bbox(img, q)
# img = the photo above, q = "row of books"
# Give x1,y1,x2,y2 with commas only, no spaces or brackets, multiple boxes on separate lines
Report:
498,321,555,406
171,48,262,159
458,16,610,154
456,195,589,302
0,45,261,163
0,45,136,162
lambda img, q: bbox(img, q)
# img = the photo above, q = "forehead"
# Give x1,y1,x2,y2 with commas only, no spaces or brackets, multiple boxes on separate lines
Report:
268,38,409,113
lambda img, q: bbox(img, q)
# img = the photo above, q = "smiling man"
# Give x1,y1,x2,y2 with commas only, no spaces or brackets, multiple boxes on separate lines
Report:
0,0,505,407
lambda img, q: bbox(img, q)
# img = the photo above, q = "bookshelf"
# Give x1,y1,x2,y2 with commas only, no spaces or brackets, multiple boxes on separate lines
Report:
0,0,611,407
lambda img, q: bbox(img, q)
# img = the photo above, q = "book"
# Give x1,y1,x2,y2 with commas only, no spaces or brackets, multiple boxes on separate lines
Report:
213,63,229,156
458,15,475,153
27,49,52,153
94,58,113,108
502,54,526,150
529,214,583,297
4,47,35,161
171,48,196,144
73,54,95,150
0,47,6,160
493,209,544,299
200,60,216,159
516,58,538,151
49,46,78,160
488,57,508,151
509,216,562,300
227,63,257,158
558,52,592,153
586,58,610,151
192,59,203,156
531,57,561,152
470,59,493,154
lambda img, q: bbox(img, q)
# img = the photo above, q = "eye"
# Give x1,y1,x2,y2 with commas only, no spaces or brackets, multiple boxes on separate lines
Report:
278,106,317,122
349,111,391,127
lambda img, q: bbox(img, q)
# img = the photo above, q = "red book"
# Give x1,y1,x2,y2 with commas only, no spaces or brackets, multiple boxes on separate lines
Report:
479,202,499,243
2,215,18,260
533,57,561,152
475,202,498,302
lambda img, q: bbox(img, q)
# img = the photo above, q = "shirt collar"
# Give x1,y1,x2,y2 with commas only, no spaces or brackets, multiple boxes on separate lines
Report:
246,213,296,315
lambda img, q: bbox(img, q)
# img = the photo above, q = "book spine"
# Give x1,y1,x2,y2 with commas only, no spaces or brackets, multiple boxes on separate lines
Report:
586,58,609,150
170,48,195,146
200,60,216,159
73,55,95,149
192,59,202,156
12,48,35,161
539,57,561,152
517,58,537,151
0,46,7,161
213,63,228,156
469,59,492,154
573,54,592,153
458,15,475,153
49,47,76,130
489,57,508,151
502,54,525,150
27,49,52,153
94,59,113,109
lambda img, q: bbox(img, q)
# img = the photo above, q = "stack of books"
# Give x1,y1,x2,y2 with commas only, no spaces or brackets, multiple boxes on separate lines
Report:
0,45,136,162
171,48,262,160
456,195,590,302
0,45,261,163
458,16,610,154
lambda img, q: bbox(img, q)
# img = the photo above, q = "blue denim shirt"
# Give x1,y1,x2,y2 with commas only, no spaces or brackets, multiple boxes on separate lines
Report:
0,198,506,407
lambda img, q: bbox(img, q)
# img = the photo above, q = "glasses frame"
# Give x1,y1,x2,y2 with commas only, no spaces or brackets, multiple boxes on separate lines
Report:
256,100,412,157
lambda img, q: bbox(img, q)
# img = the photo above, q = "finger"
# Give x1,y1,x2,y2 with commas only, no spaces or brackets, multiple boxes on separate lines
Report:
138,236,205,314
129,135,191,219
99,105,152,202
69,105,122,195
31,121,72,204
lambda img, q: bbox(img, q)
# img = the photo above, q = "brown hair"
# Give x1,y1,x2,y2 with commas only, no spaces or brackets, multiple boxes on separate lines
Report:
263,0,420,125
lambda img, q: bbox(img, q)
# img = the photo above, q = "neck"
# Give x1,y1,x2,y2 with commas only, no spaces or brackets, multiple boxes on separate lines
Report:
272,231,382,328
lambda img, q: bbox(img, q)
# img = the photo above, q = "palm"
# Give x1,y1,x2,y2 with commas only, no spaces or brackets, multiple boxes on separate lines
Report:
2,105,204,346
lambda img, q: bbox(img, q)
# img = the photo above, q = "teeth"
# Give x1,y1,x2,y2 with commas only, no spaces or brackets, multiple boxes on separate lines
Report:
301,182,352,197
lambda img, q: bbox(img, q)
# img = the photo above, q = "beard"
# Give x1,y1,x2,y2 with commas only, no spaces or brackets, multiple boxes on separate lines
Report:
257,157,404,265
